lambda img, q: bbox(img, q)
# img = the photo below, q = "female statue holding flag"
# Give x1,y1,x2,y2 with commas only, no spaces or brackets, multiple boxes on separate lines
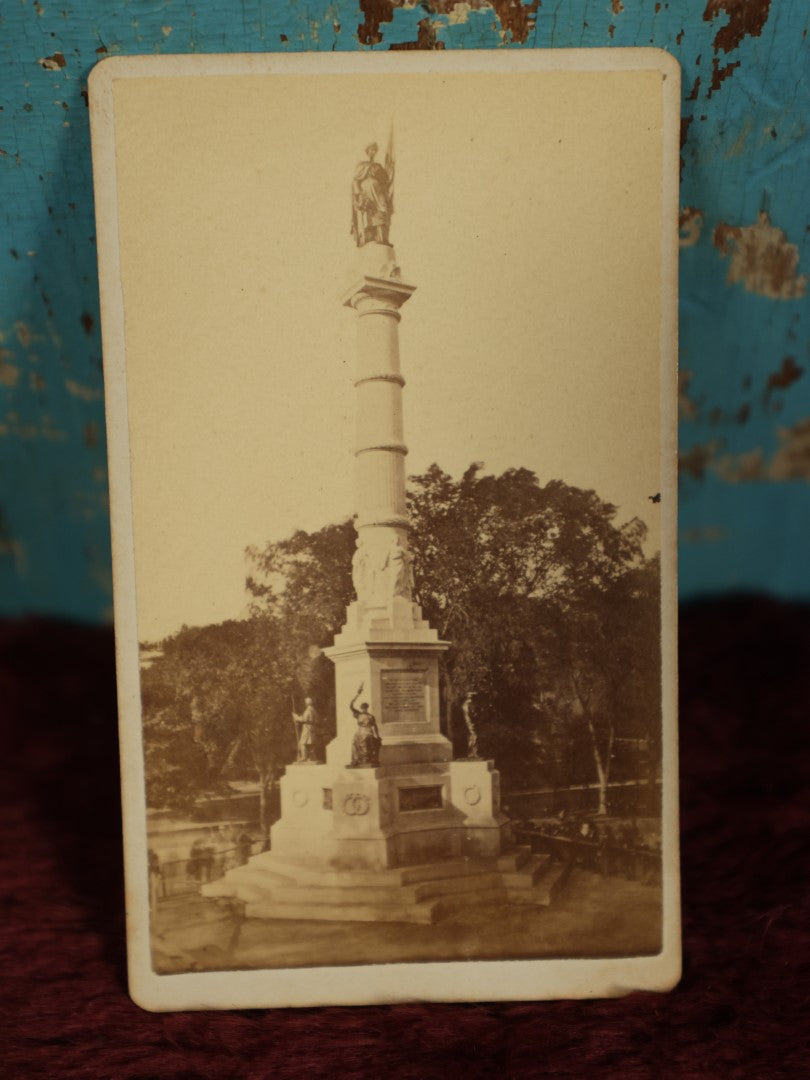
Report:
351,134,395,247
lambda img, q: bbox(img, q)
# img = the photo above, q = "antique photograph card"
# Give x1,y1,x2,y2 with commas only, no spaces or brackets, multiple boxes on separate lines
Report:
90,48,680,1011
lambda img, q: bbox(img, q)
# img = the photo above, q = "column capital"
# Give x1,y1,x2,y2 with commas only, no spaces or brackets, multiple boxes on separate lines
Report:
340,274,416,312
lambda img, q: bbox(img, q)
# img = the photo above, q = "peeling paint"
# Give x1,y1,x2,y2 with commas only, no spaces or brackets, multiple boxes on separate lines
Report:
679,116,693,179
765,357,804,395
445,2,472,24
703,0,771,55
681,525,727,543
714,419,810,481
37,52,66,71
0,509,25,572
390,16,446,50
713,212,808,300
679,206,703,247
707,57,740,98
83,421,99,449
679,440,724,479
678,370,700,420
65,379,102,402
726,117,752,158
359,2,539,47
0,361,21,388
14,322,33,349
0,412,67,441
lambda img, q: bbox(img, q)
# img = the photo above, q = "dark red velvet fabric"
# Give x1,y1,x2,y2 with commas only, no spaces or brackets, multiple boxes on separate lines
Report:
1,599,808,1078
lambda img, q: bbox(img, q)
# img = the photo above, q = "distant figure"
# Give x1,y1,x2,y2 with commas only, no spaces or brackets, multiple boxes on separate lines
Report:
199,831,216,884
351,139,394,247
293,697,319,762
348,683,381,768
237,830,254,866
187,837,204,883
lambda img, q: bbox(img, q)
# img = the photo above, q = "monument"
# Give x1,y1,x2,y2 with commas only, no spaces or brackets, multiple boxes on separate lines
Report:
205,139,565,923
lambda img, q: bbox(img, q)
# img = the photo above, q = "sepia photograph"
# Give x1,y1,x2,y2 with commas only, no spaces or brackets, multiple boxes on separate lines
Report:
90,49,680,1009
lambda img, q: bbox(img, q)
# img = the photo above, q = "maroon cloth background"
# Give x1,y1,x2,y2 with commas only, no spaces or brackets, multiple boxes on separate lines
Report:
1,598,808,1078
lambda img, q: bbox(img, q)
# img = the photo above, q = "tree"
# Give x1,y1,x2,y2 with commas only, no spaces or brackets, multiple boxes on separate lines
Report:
405,463,656,796
246,520,355,649
141,616,300,844
543,557,661,814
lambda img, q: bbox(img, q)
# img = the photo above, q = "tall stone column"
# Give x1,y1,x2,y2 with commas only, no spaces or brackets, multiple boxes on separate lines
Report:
324,241,450,771
341,242,419,632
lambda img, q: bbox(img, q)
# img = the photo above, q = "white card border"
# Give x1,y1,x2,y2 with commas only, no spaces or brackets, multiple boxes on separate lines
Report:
89,47,681,1012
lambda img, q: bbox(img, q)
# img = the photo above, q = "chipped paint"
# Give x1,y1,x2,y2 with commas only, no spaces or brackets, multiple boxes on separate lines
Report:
679,441,724,480
679,207,703,248
681,525,727,543
714,419,810,481
358,2,540,48
445,2,473,25
0,361,21,388
703,0,771,55
0,413,67,441
707,56,740,97
765,357,804,395
37,52,66,71
390,16,446,50
678,370,700,420
713,212,808,300
65,379,102,401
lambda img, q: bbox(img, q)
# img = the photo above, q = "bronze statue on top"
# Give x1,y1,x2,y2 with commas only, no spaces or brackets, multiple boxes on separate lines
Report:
351,136,395,247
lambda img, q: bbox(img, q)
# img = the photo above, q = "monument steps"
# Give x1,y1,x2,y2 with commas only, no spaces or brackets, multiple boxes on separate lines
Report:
499,853,552,888
494,846,535,873
244,897,441,925
201,845,569,923
239,851,529,889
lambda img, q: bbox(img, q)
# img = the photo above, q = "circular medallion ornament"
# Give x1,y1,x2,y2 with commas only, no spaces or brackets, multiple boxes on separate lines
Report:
464,785,482,806
292,789,308,808
343,793,371,816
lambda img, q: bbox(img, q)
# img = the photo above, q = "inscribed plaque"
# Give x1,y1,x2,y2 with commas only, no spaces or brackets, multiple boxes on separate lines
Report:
381,670,426,725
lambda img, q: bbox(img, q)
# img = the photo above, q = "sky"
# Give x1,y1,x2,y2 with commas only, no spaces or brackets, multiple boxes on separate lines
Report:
110,61,670,643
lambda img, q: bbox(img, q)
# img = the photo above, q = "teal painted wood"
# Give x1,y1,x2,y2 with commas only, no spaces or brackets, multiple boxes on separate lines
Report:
1,1,808,623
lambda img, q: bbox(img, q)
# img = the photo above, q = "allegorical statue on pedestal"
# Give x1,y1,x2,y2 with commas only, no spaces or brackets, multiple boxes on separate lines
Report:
387,535,415,599
351,534,415,607
462,692,481,760
348,683,382,768
351,136,395,247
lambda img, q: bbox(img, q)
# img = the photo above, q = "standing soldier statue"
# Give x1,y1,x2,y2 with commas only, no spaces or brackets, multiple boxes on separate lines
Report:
351,133,395,247
292,696,319,763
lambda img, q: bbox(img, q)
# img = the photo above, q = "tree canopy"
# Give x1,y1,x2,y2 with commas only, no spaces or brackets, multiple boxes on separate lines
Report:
141,463,661,818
